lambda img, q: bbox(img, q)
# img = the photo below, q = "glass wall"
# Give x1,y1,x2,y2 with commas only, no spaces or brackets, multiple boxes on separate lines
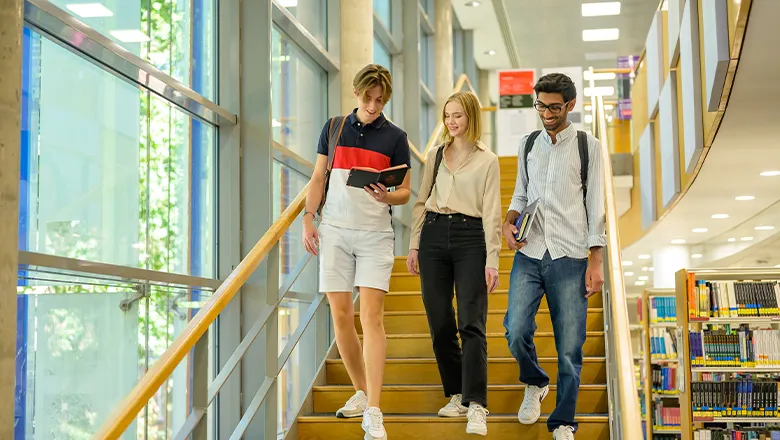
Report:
373,37,393,119
277,0,328,48
373,0,391,29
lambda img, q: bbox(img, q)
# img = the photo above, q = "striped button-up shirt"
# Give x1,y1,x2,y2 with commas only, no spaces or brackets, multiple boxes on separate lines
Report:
508,123,606,260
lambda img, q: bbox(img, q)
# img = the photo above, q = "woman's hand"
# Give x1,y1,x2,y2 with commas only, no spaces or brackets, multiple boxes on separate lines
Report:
365,183,389,203
485,267,499,293
407,249,420,276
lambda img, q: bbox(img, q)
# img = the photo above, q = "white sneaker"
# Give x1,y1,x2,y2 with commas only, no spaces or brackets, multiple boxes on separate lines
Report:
466,404,489,436
517,384,549,424
335,390,368,418
552,425,575,439
361,406,387,440
438,394,468,417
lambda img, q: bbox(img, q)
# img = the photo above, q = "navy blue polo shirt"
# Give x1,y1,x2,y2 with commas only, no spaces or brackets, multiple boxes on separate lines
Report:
317,109,411,232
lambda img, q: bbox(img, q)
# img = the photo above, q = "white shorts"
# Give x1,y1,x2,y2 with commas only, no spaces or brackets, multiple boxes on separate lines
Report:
318,223,395,293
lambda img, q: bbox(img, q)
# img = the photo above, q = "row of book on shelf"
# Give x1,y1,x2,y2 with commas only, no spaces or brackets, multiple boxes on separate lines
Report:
687,279,780,319
652,400,681,429
652,364,679,394
689,328,780,368
694,427,780,439
652,327,679,359
691,378,780,418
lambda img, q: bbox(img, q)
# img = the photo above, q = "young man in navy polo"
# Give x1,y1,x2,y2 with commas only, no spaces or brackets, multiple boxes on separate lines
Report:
302,63,412,440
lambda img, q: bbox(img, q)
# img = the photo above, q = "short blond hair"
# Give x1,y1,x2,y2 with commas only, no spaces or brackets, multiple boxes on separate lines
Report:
440,91,482,145
353,64,393,104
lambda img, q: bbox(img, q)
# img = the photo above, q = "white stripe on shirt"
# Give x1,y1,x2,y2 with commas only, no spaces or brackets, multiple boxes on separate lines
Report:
508,123,607,260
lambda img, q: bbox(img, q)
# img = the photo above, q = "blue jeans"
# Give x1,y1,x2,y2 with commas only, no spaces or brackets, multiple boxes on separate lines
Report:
503,251,588,432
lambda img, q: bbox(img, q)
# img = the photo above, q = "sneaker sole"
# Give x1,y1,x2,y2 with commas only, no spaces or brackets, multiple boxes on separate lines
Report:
517,387,549,425
336,409,365,418
438,409,468,417
466,425,487,436
363,432,387,440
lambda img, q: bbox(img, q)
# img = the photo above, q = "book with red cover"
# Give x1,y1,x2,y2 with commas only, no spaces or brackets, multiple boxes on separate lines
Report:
346,164,409,189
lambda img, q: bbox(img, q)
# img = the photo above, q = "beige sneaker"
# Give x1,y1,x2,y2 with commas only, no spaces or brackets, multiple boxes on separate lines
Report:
517,385,549,424
466,404,489,436
438,394,468,417
335,390,368,418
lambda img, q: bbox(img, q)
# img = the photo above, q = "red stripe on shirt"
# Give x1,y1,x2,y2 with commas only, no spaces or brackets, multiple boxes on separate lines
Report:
332,146,391,171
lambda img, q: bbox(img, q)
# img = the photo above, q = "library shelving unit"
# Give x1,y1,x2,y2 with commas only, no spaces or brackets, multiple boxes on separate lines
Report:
675,268,780,439
630,291,648,438
643,288,682,439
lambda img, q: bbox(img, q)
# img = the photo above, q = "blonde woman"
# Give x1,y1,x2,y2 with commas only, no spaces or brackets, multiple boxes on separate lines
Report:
407,91,502,436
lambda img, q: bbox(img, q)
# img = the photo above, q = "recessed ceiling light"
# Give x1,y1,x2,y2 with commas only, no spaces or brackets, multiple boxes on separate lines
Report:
624,271,634,276
585,105,592,111
760,170,780,177
584,86,615,97
641,267,649,271
635,281,646,286
741,236,754,241
584,114,594,124
110,29,150,43
727,238,736,242
692,228,708,233
65,3,114,17
583,71,617,81
735,195,755,201
649,267,655,271
582,28,620,42
638,276,649,281
485,49,496,55
623,260,633,266
604,104,614,111
755,225,775,231
582,1,621,16
671,239,686,244
638,254,651,260
711,213,729,219
465,1,481,6
692,253,703,259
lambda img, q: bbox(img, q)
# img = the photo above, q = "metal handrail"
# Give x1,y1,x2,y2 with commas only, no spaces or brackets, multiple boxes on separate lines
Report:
595,94,644,439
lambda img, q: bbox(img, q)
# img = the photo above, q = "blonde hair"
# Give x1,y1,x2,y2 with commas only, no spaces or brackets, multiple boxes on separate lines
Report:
353,64,393,104
439,91,482,145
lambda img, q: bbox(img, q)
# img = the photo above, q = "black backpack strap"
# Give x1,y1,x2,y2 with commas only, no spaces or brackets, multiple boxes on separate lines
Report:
318,116,347,215
577,130,589,203
427,145,445,200
523,130,542,185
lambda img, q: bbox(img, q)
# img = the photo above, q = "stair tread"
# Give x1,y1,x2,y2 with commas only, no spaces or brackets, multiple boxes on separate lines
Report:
326,356,606,364
298,414,609,422
313,384,607,391
392,270,512,278
380,331,604,339
356,308,603,316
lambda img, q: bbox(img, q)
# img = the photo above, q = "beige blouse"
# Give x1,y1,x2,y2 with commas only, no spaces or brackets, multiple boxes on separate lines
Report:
409,140,503,269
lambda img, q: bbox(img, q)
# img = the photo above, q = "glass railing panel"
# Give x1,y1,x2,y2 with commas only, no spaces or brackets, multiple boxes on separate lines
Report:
16,267,213,439
19,26,217,279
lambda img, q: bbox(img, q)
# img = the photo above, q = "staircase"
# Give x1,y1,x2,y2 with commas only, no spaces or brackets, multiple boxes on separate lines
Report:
296,156,611,439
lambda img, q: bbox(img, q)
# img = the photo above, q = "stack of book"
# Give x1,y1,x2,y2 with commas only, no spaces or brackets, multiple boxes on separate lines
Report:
691,378,780,418
686,278,780,319
651,296,678,323
652,399,681,429
652,327,678,360
689,327,780,368
652,364,678,394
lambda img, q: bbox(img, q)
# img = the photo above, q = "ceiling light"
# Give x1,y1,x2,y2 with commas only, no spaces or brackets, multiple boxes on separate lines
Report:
604,104,614,111
582,1,621,16
485,49,496,56
582,28,620,42
624,271,634,276
727,238,736,242
649,267,655,271
638,276,648,281
583,71,617,81
635,281,646,286
465,1,481,6
760,170,780,177
740,236,754,241
278,0,298,6
641,267,649,271
638,254,651,260
692,253,703,259
735,195,755,201
110,29,150,43
755,225,775,231
692,228,709,233
711,213,729,219
65,3,114,17
623,260,633,266
584,86,615,97
584,114,594,124
585,105,592,111
671,239,686,244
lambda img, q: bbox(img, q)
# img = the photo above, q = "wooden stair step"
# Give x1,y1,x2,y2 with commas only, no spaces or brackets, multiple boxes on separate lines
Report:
325,357,607,385
390,270,511,291
312,384,608,414
354,309,604,334
383,290,603,311
369,332,606,358
297,414,610,439
392,254,516,272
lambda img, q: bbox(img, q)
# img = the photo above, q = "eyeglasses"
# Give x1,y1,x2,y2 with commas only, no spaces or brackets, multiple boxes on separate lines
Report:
534,101,570,114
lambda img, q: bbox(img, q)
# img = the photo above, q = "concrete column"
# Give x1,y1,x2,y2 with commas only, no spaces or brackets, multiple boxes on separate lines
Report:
340,0,373,114
478,68,495,152
0,1,22,437
402,0,422,147
433,0,453,114
653,245,691,288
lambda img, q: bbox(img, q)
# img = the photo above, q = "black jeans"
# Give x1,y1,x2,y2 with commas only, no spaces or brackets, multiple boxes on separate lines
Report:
418,212,488,407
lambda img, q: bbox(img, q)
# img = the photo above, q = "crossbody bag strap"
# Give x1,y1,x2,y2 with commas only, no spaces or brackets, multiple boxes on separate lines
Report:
523,130,542,186
427,145,445,201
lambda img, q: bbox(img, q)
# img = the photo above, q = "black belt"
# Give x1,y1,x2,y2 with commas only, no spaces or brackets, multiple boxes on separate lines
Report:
425,211,481,222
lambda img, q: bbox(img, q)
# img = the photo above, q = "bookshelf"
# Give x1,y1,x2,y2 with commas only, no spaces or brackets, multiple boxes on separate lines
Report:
643,288,682,439
675,268,780,440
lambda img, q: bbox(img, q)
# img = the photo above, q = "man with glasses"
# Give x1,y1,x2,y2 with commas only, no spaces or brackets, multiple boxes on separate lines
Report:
500,73,606,439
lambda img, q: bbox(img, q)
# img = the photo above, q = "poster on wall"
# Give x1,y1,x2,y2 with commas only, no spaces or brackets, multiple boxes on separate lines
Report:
541,66,584,131
496,69,537,157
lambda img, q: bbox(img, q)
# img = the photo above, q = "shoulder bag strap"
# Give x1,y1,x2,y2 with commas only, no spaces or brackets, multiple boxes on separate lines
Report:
523,130,542,186
427,145,445,200
577,130,589,203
